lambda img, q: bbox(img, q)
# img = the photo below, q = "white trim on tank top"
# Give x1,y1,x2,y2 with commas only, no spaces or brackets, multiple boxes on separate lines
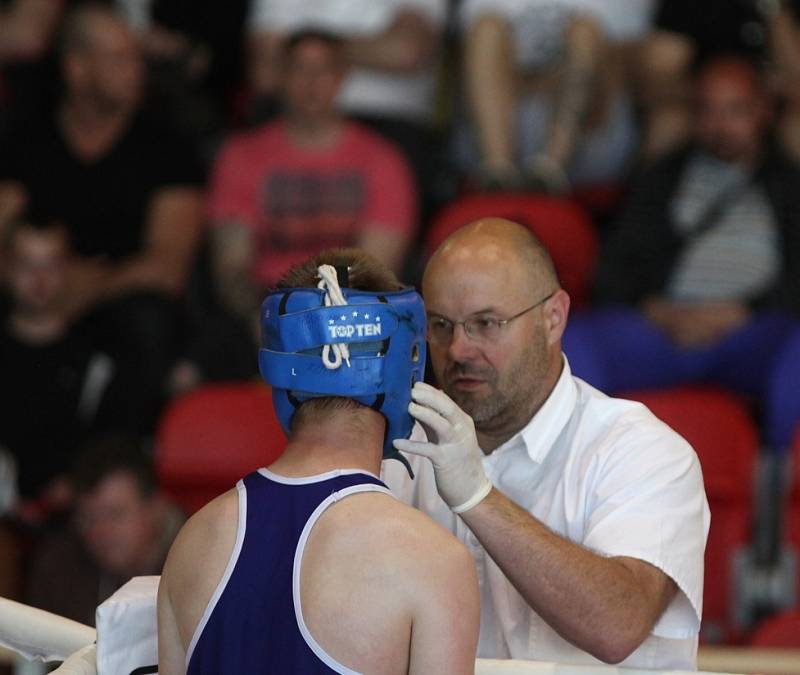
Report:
258,466,382,484
185,478,248,668
293,482,395,675
183,470,388,670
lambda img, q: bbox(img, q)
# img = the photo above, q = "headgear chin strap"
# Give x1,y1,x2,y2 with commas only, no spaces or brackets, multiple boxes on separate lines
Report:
258,266,427,477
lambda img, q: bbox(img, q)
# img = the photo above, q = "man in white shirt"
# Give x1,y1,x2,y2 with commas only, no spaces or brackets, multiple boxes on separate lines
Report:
382,217,710,669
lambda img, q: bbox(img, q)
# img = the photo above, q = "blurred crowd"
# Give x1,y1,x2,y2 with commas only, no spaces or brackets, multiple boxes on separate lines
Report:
0,0,799,649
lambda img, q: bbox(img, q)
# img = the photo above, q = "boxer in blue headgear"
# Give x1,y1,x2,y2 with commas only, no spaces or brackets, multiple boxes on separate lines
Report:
158,248,480,675
259,248,427,476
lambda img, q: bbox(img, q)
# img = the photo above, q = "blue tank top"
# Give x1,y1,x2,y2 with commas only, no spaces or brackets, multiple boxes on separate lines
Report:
186,467,391,674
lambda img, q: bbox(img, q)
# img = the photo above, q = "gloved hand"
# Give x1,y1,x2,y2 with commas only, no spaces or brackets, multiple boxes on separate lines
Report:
393,382,492,514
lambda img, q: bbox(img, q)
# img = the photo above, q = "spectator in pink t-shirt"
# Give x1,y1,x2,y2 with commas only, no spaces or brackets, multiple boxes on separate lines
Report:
208,29,417,326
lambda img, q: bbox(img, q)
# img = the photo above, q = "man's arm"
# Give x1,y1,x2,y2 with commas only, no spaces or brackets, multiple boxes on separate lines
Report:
460,489,676,664
115,187,205,296
407,531,480,674
157,490,239,673
0,0,62,62
101,187,204,298
643,296,751,348
358,134,417,277
65,186,205,316
395,382,696,665
344,8,438,73
247,29,284,99
157,574,186,675
210,221,260,319
247,7,439,98
357,229,413,278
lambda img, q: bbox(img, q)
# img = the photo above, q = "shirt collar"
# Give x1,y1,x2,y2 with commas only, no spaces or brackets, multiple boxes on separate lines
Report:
493,354,578,464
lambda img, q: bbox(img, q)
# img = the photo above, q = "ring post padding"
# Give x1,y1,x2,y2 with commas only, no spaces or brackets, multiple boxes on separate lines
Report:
0,597,95,662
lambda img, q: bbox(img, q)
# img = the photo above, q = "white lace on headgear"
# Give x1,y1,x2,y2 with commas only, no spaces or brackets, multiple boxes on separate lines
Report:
317,264,351,369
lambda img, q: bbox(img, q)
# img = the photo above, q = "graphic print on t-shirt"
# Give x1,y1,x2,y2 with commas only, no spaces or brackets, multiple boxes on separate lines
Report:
263,171,365,250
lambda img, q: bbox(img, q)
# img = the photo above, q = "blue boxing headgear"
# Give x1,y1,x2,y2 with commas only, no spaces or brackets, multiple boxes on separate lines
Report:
258,265,427,476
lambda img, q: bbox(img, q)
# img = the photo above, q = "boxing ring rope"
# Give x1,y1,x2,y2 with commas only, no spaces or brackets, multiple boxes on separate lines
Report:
5,583,799,674
0,597,95,663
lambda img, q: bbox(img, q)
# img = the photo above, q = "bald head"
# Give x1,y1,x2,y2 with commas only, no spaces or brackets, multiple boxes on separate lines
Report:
422,218,568,449
424,218,559,298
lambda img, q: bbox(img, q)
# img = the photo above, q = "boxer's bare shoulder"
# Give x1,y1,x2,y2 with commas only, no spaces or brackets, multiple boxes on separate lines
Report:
159,489,239,655
301,490,479,674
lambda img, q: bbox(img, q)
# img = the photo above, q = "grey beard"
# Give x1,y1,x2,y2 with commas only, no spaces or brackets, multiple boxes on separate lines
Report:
450,387,507,427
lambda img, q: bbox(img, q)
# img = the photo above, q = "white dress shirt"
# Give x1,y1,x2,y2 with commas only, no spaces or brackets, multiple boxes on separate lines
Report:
382,358,710,670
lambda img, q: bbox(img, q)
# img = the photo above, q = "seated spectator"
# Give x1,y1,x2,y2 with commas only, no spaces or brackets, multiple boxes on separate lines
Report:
457,0,656,192
564,56,800,454
114,0,249,152
0,2,206,433
190,30,416,386
0,219,108,520
0,218,109,602
640,0,800,161
246,0,447,189
26,433,184,626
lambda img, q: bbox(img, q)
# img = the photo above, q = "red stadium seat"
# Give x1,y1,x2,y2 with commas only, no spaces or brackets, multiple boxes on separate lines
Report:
789,423,800,503
749,609,800,648
425,194,598,307
155,383,287,514
621,386,759,643
793,424,800,481
570,182,625,218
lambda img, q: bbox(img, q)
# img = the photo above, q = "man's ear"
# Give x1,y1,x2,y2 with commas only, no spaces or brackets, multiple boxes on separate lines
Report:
543,289,570,346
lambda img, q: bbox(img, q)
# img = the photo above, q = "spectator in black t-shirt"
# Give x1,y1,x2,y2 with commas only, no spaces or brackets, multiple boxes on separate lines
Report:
0,219,106,518
0,217,96,603
639,0,800,160
0,2,206,434
563,57,800,457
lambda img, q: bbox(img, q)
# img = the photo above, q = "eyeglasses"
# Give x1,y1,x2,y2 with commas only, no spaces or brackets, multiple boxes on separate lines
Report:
427,292,555,345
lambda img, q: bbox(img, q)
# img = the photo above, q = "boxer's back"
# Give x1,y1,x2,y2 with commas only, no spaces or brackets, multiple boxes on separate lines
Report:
158,468,479,675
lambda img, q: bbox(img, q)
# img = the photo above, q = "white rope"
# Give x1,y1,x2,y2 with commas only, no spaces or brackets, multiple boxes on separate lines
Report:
317,265,351,369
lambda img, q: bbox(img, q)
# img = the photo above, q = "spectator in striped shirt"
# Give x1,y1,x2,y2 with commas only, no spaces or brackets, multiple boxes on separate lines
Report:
563,55,800,455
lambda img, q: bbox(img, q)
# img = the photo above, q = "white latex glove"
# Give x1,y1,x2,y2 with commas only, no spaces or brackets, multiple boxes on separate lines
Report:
393,382,492,514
